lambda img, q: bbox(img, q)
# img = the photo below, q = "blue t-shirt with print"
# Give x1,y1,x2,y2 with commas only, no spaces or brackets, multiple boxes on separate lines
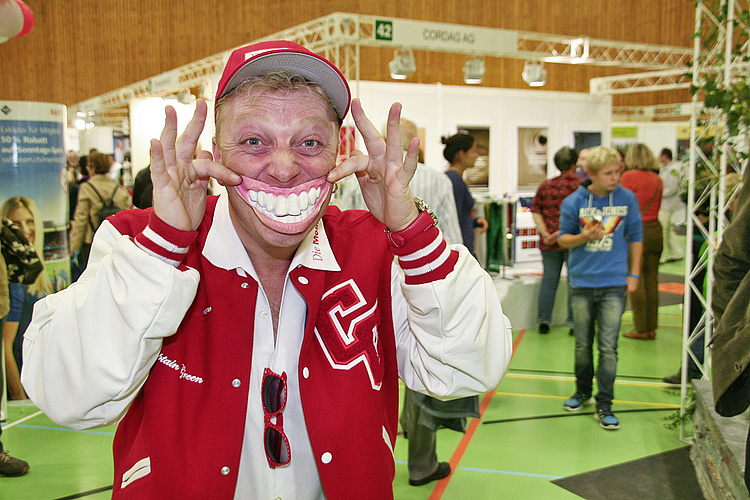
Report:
559,184,643,288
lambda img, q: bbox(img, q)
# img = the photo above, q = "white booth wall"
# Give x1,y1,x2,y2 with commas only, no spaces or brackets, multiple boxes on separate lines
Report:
128,97,215,180
354,81,612,195
79,126,115,155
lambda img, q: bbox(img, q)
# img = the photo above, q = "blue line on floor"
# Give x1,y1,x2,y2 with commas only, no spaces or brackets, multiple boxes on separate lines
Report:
395,460,562,480
14,424,116,435
457,466,562,480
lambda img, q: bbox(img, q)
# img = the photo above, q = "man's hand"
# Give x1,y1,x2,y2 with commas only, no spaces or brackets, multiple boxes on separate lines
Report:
327,99,419,232
542,230,559,245
150,99,240,231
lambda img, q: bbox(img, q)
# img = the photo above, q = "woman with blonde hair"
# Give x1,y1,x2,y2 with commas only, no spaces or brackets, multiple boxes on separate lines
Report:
1,196,53,399
620,144,663,340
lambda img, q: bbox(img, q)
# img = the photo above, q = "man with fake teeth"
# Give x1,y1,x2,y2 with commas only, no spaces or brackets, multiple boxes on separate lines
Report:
22,41,512,499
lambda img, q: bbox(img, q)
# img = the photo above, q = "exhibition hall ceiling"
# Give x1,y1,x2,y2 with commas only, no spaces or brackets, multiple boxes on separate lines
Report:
0,0,694,110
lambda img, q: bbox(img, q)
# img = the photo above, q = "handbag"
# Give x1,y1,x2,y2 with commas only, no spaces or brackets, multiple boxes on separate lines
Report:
0,216,44,285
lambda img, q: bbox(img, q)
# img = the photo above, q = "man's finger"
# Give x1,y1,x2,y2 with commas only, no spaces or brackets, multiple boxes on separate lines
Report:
327,153,370,183
149,138,171,191
195,149,213,161
176,99,208,161
351,99,385,157
383,102,404,164
192,158,242,186
159,106,178,168
399,136,420,182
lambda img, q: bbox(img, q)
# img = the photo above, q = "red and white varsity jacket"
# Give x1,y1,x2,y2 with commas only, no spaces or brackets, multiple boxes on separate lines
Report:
23,195,512,499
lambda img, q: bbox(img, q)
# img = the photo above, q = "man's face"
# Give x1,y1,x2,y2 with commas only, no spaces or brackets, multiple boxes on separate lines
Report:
588,162,621,194
213,88,340,251
577,149,589,168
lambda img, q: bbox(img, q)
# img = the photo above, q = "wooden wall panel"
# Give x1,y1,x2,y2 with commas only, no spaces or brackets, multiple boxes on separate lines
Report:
0,0,697,110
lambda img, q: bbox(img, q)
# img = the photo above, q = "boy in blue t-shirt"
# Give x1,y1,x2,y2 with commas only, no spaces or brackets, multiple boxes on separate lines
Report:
558,146,643,430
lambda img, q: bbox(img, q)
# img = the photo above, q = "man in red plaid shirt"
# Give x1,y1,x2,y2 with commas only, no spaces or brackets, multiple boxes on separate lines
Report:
531,147,583,334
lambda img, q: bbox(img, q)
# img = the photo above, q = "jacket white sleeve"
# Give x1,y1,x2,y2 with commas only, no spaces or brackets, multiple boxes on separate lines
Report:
21,220,200,429
390,221,513,398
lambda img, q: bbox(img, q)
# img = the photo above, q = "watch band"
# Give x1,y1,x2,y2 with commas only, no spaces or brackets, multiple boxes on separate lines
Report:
385,210,436,247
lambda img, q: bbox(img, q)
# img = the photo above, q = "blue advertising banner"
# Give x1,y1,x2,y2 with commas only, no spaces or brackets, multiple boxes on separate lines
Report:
1,101,70,292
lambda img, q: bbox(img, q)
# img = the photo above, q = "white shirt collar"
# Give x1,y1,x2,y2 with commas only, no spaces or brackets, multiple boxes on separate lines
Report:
203,193,340,279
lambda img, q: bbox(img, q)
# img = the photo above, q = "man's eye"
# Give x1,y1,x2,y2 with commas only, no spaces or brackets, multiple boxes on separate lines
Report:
246,138,261,146
303,139,319,148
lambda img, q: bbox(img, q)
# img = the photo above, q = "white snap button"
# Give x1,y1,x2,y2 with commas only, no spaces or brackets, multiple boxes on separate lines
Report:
321,452,332,464
232,379,241,388
302,367,309,379
241,282,249,289
221,466,230,475
259,310,269,319
298,276,309,285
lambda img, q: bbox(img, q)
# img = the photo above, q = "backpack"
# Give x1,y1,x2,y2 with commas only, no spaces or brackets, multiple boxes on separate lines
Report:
87,182,123,232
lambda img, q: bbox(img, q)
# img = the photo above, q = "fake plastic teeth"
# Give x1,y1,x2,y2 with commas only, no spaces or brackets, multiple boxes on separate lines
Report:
248,187,321,218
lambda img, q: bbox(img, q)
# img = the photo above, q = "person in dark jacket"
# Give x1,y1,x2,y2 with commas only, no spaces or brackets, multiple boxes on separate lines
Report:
710,164,750,493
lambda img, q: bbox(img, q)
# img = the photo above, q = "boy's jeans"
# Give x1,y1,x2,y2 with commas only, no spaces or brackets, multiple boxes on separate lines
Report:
570,285,627,410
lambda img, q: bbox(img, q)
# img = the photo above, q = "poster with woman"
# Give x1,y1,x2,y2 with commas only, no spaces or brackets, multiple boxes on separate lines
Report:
0,100,68,400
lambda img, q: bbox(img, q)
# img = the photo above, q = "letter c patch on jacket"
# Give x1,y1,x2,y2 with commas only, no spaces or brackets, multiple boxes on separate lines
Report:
314,279,384,390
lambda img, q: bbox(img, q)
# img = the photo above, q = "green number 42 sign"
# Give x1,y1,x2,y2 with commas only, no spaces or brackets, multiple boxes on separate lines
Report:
375,20,393,41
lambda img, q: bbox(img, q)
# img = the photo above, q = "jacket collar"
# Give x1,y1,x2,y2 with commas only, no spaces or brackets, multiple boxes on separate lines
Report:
203,193,340,280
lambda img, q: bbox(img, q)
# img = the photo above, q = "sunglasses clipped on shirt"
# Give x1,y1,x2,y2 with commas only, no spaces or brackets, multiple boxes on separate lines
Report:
262,368,291,468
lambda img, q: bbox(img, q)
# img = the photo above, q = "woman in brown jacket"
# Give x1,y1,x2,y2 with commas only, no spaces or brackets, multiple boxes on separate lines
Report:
70,152,132,272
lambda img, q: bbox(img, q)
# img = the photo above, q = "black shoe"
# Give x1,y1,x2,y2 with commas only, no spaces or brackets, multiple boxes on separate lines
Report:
539,323,550,334
0,450,29,477
569,329,575,336
409,462,451,486
663,371,699,385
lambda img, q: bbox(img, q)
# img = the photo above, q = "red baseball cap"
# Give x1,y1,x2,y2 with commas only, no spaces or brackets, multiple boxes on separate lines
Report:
215,41,351,120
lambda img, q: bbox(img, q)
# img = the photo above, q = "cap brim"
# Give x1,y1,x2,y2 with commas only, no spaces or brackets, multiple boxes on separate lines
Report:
220,51,350,121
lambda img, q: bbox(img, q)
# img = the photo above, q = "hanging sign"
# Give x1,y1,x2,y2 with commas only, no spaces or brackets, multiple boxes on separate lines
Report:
373,17,517,55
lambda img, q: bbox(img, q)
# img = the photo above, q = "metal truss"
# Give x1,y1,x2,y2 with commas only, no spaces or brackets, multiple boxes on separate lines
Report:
516,33,692,69
590,69,691,95
681,0,749,441
72,12,694,128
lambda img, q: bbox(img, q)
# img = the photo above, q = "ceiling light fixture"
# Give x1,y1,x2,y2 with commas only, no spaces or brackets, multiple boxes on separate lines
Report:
463,57,485,85
389,48,416,80
522,60,547,87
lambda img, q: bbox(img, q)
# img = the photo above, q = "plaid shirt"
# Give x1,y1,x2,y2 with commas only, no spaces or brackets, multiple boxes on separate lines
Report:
530,172,582,251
